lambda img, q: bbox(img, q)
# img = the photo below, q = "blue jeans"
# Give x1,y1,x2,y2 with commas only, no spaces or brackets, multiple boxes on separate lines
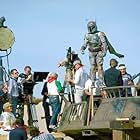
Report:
49,96,60,126
11,96,18,117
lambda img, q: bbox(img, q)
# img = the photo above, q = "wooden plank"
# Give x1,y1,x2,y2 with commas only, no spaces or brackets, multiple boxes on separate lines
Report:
0,135,7,140
112,130,124,140
112,130,134,140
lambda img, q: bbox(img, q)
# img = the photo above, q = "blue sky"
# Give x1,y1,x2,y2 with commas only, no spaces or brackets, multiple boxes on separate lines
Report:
0,0,140,97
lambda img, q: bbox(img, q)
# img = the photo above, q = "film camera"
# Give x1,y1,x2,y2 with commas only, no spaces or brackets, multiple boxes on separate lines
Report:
22,81,36,95
66,47,80,69
22,72,49,95
17,81,36,103
18,72,49,103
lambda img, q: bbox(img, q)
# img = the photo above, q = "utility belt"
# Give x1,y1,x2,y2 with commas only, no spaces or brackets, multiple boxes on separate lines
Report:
88,46,102,52
48,94,64,97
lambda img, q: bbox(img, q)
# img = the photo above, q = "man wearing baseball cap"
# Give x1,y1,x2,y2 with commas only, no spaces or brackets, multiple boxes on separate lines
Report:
68,60,89,103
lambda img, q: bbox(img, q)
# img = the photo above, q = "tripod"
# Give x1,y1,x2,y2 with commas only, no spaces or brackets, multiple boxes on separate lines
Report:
17,81,39,128
63,68,75,103
66,82,75,103
28,95,38,128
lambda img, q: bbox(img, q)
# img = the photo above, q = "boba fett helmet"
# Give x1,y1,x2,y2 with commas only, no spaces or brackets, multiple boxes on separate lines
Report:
87,21,97,33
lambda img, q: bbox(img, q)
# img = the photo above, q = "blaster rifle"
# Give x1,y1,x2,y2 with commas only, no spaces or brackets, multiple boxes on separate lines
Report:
132,73,140,81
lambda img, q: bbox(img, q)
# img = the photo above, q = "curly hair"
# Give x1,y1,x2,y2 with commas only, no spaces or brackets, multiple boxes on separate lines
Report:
29,127,40,137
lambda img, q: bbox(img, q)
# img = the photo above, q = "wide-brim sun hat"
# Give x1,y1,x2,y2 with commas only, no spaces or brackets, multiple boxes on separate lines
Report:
73,60,83,66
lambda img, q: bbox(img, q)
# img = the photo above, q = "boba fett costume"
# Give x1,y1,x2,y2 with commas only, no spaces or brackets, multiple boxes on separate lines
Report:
81,21,124,82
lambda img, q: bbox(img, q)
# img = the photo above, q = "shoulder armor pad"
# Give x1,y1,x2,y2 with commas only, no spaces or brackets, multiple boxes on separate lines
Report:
98,31,106,36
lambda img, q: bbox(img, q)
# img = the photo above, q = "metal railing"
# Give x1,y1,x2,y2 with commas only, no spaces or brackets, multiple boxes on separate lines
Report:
102,85,140,98
59,85,140,128
68,102,87,123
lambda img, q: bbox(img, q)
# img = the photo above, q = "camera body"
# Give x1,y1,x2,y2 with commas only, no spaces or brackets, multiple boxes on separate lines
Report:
66,47,79,69
22,81,36,95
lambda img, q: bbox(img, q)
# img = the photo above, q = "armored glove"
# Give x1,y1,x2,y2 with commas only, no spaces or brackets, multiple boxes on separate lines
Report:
81,45,86,54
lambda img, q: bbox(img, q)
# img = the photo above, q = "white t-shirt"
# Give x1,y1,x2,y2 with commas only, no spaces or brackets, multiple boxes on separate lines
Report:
0,112,16,130
85,79,104,95
85,79,96,95
74,67,89,90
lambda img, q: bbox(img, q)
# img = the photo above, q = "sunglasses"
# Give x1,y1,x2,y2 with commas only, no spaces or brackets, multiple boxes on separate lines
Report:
14,72,19,74
7,105,12,108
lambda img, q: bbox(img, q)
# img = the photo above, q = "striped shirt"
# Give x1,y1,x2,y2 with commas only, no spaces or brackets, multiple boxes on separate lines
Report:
32,133,56,140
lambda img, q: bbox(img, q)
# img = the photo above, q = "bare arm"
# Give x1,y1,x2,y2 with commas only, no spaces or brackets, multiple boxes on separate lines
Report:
84,89,91,96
